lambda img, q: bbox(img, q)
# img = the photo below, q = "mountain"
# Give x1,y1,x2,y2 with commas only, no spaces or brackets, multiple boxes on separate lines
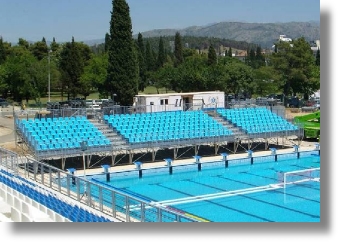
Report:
137,21,320,48
82,21,320,48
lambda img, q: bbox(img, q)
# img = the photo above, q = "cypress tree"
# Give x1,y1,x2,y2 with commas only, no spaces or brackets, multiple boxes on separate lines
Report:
174,32,183,67
157,36,166,69
255,46,265,68
104,33,110,52
0,37,5,64
137,33,147,91
315,49,320,66
105,0,139,106
207,44,217,65
50,37,60,52
228,47,232,57
145,41,155,71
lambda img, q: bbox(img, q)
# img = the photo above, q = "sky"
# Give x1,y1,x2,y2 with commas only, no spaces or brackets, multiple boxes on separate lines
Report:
0,0,321,43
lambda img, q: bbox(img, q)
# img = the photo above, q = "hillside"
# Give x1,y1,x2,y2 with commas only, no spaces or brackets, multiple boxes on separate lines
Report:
138,21,320,48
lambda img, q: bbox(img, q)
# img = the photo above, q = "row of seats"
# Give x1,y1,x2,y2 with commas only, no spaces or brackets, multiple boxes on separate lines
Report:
17,116,111,152
0,168,112,222
217,108,299,134
104,110,233,143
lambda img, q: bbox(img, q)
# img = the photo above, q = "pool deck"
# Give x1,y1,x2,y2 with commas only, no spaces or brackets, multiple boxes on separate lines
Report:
76,141,319,176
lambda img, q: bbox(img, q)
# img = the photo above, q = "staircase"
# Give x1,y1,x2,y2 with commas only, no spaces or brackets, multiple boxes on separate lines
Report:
205,110,249,140
88,117,130,150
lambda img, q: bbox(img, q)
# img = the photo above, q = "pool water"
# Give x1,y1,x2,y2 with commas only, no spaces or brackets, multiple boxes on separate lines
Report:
75,153,320,222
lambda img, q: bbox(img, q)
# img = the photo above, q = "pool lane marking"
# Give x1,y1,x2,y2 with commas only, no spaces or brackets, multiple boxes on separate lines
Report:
213,176,320,219
155,183,274,222
155,176,319,219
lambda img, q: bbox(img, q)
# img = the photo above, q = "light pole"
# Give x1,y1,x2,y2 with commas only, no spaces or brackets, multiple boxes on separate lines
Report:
48,50,52,103
112,93,117,105
112,93,117,114
80,140,88,199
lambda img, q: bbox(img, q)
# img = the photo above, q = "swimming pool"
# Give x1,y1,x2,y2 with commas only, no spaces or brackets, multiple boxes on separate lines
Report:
65,150,320,222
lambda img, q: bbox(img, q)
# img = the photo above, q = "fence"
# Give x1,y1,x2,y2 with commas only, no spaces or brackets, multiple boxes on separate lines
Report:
1,146,320,222
0,147,199,222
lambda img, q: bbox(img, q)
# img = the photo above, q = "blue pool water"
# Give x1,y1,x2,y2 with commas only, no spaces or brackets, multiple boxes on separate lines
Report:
69,152,320,222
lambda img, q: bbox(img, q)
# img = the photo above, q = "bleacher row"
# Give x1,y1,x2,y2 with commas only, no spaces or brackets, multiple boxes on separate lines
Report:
16,116,111,152
16,108,299,154
104,110,233,143
0,168,113,222
217,108,299,134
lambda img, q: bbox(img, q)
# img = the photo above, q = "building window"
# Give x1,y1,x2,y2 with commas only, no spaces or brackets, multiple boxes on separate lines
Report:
160,99,168,105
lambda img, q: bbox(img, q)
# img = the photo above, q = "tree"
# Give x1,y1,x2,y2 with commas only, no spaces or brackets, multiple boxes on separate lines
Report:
105,0,139,106
80,52,108,99
175,55,207,92
207,44,217,65
50,37,60,52
156,36,166,69
252,66,282,96
270,37,319,98
174,32,183,67
104,33,110,52
145,40,155,71
1,45,46,103
315,48,320,66
0,37,6,64
136,33,147,91
18,38,30,49
225,47,232,57
255,46,265,68
30,37,48,61
225,61,254,97
59,37,91,99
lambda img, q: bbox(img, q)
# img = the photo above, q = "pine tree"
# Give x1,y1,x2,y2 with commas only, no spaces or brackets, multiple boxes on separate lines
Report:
105,0,139,106
174,32,183,67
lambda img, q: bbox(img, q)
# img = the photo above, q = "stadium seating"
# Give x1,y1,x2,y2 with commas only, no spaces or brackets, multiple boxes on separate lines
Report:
0,168,112,222
16,116,111,152
217,107,299,134
104,110,233,144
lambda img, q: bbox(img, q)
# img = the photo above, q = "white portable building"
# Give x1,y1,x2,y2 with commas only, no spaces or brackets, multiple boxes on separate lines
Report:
132,91,225,113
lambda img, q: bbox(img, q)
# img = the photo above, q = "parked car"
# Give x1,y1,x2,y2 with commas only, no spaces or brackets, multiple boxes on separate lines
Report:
0,98,9,108
285,96,300,108
313,100,320,110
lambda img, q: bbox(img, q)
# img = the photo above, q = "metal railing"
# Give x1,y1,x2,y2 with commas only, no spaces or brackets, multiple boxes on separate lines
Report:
0,147,200,222
1,146,320,222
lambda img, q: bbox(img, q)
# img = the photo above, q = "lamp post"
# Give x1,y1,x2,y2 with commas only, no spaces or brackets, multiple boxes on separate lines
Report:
80,140,88,198
112,93,117,105
48,50,52,103
112,93,117,114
